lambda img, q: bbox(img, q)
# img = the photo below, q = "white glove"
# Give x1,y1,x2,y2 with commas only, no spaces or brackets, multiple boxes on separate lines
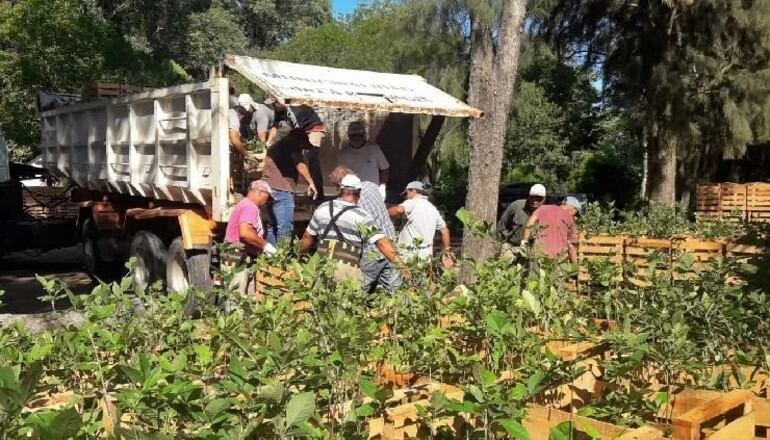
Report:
263,242,277,256
378,183,387,199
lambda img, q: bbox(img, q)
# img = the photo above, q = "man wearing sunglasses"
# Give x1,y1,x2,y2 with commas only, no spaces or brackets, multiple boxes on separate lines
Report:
498,183,547,257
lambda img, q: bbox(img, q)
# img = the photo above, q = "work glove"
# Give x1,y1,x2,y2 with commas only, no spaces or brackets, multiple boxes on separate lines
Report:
263,242,277,256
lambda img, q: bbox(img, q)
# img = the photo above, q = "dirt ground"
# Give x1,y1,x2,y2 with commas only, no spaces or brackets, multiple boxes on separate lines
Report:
0,245,93,330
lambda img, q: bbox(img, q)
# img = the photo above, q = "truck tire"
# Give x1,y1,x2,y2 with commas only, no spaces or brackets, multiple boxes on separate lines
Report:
165,237,212,315
81,217,105,279
129,231,167,292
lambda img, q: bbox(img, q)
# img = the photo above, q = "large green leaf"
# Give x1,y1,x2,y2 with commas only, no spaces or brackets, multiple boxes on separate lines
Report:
24,407,82,440
499,419,530,440
522,290,541,317
485,311,509,334
285,391,315,427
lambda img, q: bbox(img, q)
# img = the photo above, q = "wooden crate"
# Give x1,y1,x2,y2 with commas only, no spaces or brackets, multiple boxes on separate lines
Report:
367,381,465,439
578,234,626,283
523,404,664,439
671,389,755,440
696,183,724,217
725,243,766,262
253,265,311,312
672,239,725,274
81,82,149,100
625,238,673,286
665,389,769,439
747,182,770,222
21,186,78,220
696,183,748,222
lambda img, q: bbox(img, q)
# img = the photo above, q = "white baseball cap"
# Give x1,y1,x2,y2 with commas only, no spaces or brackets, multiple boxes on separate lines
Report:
564,196,583,212
237,93,255,109
402,181,426,194
529,184,547,197
339,174,362,191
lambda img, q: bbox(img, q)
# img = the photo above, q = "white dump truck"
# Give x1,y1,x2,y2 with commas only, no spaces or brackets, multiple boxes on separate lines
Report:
40,55,481,293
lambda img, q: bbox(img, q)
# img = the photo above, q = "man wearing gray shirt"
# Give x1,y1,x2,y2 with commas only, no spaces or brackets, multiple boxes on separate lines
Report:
329,166,401,293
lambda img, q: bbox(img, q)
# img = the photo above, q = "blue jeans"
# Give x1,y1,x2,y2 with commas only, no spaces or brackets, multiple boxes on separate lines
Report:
267,189,295,245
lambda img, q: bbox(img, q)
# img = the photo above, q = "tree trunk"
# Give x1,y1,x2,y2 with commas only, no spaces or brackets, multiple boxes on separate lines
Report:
461,0,528,270
646,135,676,203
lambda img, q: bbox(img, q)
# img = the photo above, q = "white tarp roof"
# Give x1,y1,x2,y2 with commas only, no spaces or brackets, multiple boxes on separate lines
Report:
224,55,483,118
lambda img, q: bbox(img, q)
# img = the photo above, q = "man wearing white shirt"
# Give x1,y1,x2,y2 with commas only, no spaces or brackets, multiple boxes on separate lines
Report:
388,181,453,268
338,120,389,197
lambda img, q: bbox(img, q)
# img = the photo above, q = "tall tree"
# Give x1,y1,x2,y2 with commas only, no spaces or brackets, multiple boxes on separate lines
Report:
548,0,770,203
462,0,528,263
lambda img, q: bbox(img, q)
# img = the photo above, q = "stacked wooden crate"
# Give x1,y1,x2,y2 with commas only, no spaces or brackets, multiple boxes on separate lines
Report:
695,182,770,222
81,82,149,101
747,182,770,222
21,186,78,219
577,234,764,286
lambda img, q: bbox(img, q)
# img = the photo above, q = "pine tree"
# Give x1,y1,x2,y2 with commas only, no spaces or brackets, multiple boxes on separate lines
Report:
548,0,770,202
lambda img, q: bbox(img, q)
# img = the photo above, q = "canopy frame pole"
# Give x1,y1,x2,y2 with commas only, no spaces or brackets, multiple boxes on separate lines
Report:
408,115,446,181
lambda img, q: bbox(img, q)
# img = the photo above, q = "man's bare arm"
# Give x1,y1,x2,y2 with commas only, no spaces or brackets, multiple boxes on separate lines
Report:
439,227,451,252
257,130,268,143
388,205,405,217
522,213,539,243
229,129,248,156
379,168,389,184
296,162,318,197
375,237,400,263
267,127,278,145
299,232,316,253
567,243,577,263
238,223,268,250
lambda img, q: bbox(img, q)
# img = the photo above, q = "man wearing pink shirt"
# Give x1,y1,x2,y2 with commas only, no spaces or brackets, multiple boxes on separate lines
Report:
522,197,582,263
225,180,276,294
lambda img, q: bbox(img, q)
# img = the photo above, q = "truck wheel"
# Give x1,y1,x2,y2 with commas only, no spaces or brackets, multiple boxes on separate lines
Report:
81,217,104,279
166,237,212,315
130,231,167,292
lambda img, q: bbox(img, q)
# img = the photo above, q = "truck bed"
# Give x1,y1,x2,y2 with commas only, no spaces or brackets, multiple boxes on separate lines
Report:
40,80,231,222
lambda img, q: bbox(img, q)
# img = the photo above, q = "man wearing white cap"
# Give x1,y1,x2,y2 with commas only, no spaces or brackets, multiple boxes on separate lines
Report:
522,195,582,263
388,181,453,267
235,93,278,146
300,173,404,285
498,183,547,256
338,120,390,196
329,166,400,293
224,180,277,294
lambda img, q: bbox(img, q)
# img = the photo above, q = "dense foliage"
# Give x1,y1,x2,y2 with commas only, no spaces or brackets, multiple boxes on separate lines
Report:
1,234,768,438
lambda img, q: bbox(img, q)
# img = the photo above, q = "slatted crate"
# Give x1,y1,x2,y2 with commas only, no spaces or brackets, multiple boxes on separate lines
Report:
577,234,626,283
696,183,724,221
523,405,664,439
81,82,149,101
367,381,466,439
253,265,311,311
21,186,79,220
693,182,770,222
625,238,673,286
747,182,770,222
725,242,766,262
672,238,725,274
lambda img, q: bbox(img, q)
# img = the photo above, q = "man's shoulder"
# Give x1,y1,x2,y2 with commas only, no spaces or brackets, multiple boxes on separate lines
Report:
511,199,527,209
233,197,257,215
